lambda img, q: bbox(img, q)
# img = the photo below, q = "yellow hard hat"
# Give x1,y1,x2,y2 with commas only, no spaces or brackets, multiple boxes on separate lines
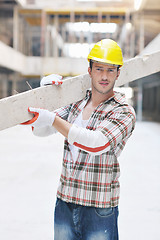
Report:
87,39,123,67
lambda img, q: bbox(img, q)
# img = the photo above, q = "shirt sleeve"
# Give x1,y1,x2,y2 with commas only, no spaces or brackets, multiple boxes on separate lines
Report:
54,104,72,120
98,106,136,150
68,106,136,155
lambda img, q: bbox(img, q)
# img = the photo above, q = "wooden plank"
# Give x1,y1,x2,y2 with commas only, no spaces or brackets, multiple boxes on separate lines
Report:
0,51,160,131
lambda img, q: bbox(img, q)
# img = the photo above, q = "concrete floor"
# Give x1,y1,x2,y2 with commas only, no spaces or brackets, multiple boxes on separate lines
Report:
0,121,160,240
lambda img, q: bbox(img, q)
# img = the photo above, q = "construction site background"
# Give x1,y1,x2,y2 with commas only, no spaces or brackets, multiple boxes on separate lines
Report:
0,1,160,240
0,0,160,121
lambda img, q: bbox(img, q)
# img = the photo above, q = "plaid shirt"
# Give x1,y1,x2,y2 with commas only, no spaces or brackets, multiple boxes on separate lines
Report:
55,90,136,208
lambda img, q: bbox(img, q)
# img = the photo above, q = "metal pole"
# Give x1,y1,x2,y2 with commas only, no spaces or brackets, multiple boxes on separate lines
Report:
13,6,19,50
53,15,59,57
41,9,46,57
139,12,144,53
137,79,143,121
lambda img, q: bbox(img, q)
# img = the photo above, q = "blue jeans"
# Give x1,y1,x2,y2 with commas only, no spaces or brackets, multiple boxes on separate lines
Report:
54,198,119,240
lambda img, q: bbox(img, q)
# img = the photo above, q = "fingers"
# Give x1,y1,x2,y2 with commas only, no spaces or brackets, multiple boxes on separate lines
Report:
28,107,41,114
40,74,63,86
21,107,40,125
22,107,55,128
52,80,63,85
25,113,39,125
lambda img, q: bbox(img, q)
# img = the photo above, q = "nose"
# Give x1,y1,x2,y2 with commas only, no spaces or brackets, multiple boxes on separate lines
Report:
101,70,108,80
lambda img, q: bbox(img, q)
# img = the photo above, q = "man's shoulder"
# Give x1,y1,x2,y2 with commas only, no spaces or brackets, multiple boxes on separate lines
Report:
113,91,127,104
111,91,136,116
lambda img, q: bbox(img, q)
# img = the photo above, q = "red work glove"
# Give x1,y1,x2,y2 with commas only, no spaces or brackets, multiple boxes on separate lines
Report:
21,107,56,129
40,74,63,86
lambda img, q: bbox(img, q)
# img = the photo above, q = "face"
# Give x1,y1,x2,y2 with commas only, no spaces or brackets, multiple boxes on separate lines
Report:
88,62,120,97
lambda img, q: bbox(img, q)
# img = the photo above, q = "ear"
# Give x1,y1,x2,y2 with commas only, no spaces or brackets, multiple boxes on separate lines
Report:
116,69,120,80
88,67,92,77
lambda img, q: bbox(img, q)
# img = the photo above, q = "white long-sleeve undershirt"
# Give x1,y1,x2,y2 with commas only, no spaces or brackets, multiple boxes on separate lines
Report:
68,124,110,156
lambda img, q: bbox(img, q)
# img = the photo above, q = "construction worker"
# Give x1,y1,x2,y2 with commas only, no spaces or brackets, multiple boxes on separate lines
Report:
23,39,136,240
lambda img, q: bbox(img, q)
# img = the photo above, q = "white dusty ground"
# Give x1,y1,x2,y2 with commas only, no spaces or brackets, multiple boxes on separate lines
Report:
0,121,160,240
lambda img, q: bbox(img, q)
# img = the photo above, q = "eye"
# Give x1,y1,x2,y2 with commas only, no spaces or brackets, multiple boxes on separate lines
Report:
96,68,103,71
108,68,116,73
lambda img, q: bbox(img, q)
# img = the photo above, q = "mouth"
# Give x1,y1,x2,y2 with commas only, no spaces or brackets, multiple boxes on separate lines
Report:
99,82,109,86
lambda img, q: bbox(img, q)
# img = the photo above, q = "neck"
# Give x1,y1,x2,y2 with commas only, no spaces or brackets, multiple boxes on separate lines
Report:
91,89,114,107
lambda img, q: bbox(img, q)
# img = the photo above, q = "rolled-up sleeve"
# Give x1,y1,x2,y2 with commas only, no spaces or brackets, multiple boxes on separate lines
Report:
68,106,136,155
97,107,136,150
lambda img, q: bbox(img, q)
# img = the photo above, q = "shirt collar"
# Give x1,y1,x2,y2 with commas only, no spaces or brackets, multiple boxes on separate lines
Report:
85,89,126,105
85,89,92,99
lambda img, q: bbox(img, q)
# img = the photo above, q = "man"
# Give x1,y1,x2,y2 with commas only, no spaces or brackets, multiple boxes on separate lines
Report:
23,39,136,239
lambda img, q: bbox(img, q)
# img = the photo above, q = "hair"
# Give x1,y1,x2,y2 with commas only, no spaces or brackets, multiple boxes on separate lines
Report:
89,60,93,70
89,60,120,71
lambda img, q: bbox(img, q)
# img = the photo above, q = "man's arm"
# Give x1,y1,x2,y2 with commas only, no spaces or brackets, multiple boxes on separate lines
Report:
53,107,136,156
53,115,110,155
53,115,71,138
23,105,135,155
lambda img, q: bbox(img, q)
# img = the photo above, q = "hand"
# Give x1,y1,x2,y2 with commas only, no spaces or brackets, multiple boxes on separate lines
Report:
21,107,56,128
40,74,63,87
